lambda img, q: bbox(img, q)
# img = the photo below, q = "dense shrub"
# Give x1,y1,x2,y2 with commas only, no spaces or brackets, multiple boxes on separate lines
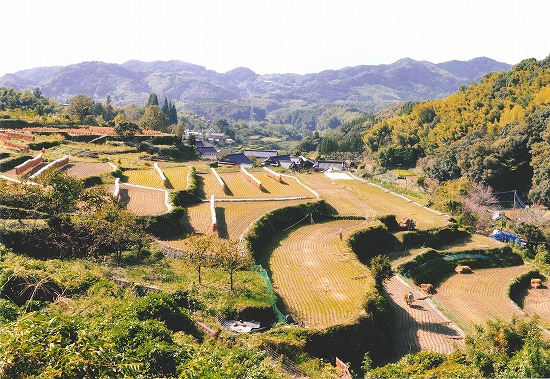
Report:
133,292,202,340
346,223,400,264
0,205,48,219
376,214,399,231
113,319,184,377
171,166,201,206
139,206,187,238
82,175,103,187
150,135,179,145
0,299,20,323
0,154,32,171
0,119,42,129
0,270,62,306
27,140,61,150
401,224,469,249
508,269,543,308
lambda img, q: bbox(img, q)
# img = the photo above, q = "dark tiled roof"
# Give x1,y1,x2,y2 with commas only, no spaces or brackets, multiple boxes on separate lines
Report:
315,160,345,171
243,149,278,158
222,153,253,166
198,146,217,155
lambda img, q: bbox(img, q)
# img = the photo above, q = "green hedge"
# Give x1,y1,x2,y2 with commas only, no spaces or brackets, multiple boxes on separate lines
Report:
82,175,103,187
398,247,523,286
0,154,33,171
138,207,187,238
509,269,544,308
28,140,61,150
0,205,48,219
0,119,43,129
376,214,399,232
346,223,400,264
400,224,470,249
170,167,201,206
244,200,332,260
150,135,179,145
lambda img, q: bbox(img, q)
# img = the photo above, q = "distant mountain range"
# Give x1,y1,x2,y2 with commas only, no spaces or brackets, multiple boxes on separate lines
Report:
0,58,511,128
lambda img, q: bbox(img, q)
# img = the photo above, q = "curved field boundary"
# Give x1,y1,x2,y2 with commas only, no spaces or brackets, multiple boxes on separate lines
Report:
281,174,320,199
351,174,448,217
523,287,550,330
29,155,69,180
121,183,172,215
435,265,530,330
268,219,373,328
296,173,447,228
383,274,464,359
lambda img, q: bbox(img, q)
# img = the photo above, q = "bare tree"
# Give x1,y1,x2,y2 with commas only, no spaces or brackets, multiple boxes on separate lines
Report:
214,239,252,291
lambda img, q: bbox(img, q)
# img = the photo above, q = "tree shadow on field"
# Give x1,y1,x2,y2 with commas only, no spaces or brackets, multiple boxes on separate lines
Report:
118,188,130,208
196,175,207,199
164,177,174,189
215,207,228,239
223,184,234,196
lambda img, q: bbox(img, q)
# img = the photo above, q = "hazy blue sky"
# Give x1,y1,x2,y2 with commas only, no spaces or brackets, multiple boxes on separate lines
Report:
2,0,548,76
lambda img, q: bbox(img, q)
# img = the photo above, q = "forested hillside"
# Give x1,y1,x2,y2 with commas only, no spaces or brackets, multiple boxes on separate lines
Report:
363,56,550,206
0,58,509,130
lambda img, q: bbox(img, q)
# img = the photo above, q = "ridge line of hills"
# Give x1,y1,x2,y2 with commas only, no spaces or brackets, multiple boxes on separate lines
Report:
0,58,510,114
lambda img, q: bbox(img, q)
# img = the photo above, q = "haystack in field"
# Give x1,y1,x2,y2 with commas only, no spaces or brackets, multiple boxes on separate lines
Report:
455,265,472,274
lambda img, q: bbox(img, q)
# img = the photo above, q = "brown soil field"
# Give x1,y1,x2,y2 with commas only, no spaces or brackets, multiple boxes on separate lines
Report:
383,275,464,359
119,184,168,216
61,162,113,178
435,265,530,330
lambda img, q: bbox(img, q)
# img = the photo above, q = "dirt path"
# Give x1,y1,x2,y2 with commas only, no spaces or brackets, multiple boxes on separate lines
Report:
383,275,464,359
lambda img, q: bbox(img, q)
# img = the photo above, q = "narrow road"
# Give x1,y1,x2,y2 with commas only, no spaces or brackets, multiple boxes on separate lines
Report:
383,275,464,360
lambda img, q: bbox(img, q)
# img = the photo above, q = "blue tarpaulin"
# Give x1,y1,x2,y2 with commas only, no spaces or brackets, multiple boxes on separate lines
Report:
491,229,526,247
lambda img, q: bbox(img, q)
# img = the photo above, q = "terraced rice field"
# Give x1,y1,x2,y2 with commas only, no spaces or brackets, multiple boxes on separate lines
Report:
61,162,113,178
383,275,464,358
198,171,315,200
295,173,447,229
434,265,530,330
160,166,188,190
391,234,505,267
523,287,550,329
268,219,373,328
119,184,168,216
165,199,307,246
123,168,164,188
